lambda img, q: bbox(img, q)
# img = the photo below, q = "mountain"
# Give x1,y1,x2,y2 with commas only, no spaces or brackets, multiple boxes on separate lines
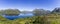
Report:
51,7,60,14
33,9,51,16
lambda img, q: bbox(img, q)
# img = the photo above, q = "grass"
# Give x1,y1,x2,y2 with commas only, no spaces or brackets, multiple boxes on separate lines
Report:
0,14,60,24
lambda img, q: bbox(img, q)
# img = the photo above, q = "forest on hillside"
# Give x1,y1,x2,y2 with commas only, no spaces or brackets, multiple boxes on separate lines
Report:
0,7,60,24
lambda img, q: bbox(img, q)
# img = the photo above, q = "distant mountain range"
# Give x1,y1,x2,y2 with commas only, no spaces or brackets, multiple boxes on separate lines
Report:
52,7,60,13
21,11,33,14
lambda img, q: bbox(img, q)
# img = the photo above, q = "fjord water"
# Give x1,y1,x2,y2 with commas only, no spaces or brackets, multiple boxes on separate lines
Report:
3,13,34,20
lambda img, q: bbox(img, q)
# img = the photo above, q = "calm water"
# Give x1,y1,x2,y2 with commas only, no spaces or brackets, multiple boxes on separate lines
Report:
3,13,34,20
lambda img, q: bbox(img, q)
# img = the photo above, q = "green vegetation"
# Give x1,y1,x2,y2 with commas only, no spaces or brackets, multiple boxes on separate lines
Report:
0,8,60,24
1,9,20,16
33,9,50,16
0,15,7,21
0,14,60,24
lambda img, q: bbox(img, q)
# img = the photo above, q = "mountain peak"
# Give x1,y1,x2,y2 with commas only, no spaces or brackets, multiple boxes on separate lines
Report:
52,7,60,13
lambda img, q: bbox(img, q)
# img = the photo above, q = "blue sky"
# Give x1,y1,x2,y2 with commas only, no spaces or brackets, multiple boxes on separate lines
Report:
0,0,60,11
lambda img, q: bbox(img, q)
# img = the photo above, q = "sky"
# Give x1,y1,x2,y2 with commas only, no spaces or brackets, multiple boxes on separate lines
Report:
0,0,60,11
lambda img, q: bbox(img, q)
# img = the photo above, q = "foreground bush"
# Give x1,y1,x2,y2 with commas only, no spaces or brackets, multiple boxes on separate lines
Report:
0,14,60,24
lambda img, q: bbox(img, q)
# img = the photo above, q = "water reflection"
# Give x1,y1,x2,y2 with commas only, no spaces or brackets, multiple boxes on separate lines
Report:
3,13,34,20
